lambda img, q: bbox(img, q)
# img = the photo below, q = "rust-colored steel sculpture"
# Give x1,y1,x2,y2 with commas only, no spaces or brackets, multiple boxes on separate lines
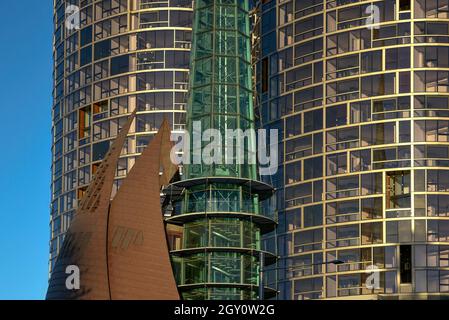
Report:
107,119,179,300
46,112,180,300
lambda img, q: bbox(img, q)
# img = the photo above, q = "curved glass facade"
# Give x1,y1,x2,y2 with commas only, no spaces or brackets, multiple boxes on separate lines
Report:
184,0,257,180
256,0,449,299
50,0,193,274
167,0,277,300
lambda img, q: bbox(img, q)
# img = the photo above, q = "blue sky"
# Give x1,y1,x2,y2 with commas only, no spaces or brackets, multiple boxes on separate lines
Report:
0,1,53,299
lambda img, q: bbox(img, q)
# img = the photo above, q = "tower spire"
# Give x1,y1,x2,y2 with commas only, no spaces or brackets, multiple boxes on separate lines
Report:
166,0,277,300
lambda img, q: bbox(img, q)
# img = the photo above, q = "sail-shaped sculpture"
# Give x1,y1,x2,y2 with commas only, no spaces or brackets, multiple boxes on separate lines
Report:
107,119,179,299
46,111,179,300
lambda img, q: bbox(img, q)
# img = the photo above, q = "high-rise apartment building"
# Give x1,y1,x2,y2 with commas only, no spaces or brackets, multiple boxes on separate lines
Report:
50,0,193,273
51,0,449,301
255,0,449,299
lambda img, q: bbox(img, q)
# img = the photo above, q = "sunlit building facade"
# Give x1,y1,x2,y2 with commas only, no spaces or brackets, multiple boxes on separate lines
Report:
50,0,193,274
255,0,449,299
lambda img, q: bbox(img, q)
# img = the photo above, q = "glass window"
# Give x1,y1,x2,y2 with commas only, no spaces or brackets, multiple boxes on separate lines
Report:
326,276,337,298
361,172,382,195
94,39,111,60
415,194,426,217
350,101,371,124
286,161,301,184
361,197,382,219
326,104,347,128
326,200,359,223
385,246,397,268
286,114,301,137
327,224,359,244
415,120,449,142
415,270,427,292
294,229,323,253
327,127,359,150
385,271,397,293
80,45,92,66
350,149,371,172
286,208,301,231
285,182,313,206
326,152,347,176
361,50,382,73
428,220,449,242
361,222,383,244
304,109,323,133
338,274,360,296
399,121,411,142
111,55,130,75
294,276,323,299
414,244,427,267
304,156,323,180
386,171,411,209
387,221,398,243
398,220,412,242
184,220,208,248
183,254,206,285
80,26,92,46
361,122,396,146
210,219,242,248
427,195,449,217
286,135,313,160
427,170,449,192
440,246,449,267
386,47,410,69
399,71,411,93
327,175,359,192
92,140,110,161
304,205,323,228
361,73,395,97
314,180,323,202
327,54,358,79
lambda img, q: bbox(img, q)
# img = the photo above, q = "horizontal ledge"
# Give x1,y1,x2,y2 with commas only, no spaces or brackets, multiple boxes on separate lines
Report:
177,283,278,296
170,247,277,266
165,212,277,233
168,177,275,200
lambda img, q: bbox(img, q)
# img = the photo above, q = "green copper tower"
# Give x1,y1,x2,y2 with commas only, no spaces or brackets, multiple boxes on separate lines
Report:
166,0,277,300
